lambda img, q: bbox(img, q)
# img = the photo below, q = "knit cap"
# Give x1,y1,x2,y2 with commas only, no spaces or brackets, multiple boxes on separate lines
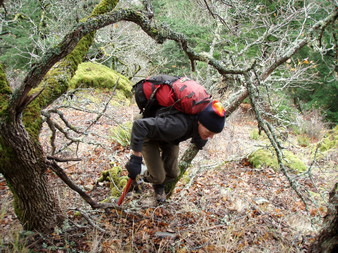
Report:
198,100,226,133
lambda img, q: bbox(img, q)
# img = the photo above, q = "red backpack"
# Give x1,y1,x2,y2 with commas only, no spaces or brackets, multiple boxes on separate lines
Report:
133,75,211,117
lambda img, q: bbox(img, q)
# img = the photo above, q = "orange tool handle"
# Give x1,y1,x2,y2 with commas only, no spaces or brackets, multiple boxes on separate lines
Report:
117,178,133,206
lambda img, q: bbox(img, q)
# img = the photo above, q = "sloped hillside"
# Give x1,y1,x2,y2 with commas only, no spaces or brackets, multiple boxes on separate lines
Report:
0,91,336,252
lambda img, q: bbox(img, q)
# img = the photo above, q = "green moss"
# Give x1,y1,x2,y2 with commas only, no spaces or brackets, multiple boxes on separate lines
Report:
249,129,267,141
97,166,129,197
312,125,338,161
0,139,15,173
250,129,260,140
91,0,118,17
249,148,307,172
22,0,119,138
284,150,307,172
181,170,191,185
23,59,81,139
249,149,279,169
0,64,12,119
23,61,132,139
318,126,338,152
69,62,132,98
80,0,118,22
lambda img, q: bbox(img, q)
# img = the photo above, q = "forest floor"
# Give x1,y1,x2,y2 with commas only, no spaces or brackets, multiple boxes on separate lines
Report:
0,90,337,253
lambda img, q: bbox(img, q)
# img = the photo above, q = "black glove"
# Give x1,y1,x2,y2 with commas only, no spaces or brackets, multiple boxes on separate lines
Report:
125,154,142,180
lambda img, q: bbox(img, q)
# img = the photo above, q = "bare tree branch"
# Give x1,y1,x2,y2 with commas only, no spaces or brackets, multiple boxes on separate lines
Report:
47,160,121,210
12,7,257,116
164,6,337,197
260,9,338,80
245,73,310,210
46,156,82,162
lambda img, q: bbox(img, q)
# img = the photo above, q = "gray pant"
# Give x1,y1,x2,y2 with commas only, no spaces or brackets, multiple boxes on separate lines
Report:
142,140,180,185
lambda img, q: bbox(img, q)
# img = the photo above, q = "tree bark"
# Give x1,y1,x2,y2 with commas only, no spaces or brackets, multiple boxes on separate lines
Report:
0,0,119,232
309,183,338,253
166,144,200,197
0,121,64,231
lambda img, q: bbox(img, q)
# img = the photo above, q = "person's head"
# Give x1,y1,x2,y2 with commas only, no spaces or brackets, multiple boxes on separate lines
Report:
198,100,226,140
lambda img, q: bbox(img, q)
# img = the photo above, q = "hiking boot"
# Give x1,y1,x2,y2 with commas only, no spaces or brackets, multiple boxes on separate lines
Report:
153,184,166,204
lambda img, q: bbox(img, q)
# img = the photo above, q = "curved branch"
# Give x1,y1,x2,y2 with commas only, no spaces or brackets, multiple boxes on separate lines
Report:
13,8,253,115
245,73,310,208
47,160,122,210
12,0,119,116
15,7,337,116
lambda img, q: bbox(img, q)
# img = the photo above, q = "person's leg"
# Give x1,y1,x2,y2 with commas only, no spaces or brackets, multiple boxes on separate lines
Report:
141,140,165,185
142,141,172,204
161,143,180,184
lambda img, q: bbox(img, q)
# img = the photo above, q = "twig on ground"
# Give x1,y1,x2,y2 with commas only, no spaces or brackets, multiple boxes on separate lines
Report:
47,155,82,162
73,208,108,234
47,160,122,210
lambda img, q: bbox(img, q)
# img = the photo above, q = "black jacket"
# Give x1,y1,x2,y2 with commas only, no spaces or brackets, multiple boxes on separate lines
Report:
130,110,207,152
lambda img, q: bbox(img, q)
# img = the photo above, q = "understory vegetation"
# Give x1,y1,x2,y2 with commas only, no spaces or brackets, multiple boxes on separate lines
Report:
1,92,337,252
0,0,337,252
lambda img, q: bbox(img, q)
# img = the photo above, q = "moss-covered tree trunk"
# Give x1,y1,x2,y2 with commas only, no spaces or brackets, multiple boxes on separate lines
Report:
0,120,64,231
1,62,63,231
0,0,119,232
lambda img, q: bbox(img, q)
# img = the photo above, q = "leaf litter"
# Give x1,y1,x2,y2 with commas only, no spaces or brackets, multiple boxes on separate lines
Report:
0,90,336,252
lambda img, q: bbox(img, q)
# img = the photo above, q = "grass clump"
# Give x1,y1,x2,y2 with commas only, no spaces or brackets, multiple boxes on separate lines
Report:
292,111,326,140
297,135,310,147
110,122,132,147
